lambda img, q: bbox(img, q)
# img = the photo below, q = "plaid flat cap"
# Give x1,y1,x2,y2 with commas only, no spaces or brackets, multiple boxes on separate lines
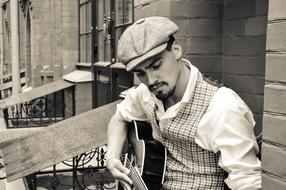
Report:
118,16,178,71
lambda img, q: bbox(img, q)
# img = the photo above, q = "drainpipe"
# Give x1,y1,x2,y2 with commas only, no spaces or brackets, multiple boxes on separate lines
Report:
11,0,20,95
91,0,98,108
0,4,3,86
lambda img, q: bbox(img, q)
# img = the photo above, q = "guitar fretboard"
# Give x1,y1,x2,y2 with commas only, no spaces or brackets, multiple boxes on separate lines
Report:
125,159,148,190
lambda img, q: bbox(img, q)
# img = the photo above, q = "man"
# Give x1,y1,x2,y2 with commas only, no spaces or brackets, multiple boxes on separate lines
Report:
107,16,261,190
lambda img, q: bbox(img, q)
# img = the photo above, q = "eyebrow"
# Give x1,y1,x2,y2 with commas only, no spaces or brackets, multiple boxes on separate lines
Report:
132,56,161,73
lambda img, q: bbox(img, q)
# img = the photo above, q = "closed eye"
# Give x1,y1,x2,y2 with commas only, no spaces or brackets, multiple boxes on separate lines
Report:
135,71,145,77
145,57,162,70
152,60,162,69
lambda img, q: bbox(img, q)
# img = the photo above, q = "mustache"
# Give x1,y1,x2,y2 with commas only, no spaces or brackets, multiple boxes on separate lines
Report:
148,81,168,91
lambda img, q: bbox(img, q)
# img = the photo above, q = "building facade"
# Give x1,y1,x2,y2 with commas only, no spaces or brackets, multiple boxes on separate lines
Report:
0,0,78,98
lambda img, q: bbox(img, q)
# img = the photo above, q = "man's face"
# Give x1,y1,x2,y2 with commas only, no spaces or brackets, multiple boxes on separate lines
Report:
132,49,180,100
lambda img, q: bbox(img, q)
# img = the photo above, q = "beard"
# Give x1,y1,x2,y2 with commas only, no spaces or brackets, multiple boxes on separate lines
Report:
148,82,175,100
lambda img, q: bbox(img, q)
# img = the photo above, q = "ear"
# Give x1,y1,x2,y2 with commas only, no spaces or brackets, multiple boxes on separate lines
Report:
172,41,182,60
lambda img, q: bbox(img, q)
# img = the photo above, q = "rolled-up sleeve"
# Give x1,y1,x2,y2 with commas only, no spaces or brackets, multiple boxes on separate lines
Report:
211,106,261,190
116,84,148,122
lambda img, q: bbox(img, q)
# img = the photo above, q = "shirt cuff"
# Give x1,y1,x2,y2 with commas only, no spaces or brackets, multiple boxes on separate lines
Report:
225,169,261,190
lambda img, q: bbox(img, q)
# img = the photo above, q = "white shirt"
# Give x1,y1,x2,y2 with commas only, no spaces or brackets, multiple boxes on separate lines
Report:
116,59,261,190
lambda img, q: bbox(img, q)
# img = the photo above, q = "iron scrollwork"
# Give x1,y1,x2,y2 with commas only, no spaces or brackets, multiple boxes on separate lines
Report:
5,91,65,128
73,146,116,190
26,145,116,190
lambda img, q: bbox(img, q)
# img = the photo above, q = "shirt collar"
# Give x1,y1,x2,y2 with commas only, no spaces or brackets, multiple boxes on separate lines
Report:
180,58,199,103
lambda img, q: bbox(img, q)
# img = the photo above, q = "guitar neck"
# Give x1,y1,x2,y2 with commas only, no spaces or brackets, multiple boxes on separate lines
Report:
126,159,148,190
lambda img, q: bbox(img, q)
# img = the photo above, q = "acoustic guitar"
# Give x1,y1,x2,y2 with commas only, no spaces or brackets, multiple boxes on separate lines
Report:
123,120,167,190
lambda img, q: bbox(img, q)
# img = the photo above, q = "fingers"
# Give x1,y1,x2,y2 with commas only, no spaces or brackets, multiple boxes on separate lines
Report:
107,158,133,186
112,167,133,185
120,180,132,190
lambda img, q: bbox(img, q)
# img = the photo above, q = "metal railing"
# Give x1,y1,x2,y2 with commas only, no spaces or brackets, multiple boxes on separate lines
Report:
3,90,66,128
25,146,116,190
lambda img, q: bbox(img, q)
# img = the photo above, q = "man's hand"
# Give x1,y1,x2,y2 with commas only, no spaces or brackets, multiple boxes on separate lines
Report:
107,158,133,190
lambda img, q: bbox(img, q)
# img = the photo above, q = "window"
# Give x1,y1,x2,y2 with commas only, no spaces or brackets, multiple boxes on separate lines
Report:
79,0,134,64
79,0,91,63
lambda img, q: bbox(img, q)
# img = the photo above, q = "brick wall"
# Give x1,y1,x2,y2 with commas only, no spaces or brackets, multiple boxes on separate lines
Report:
134,0,223,80
222,0,268,135
262,0,286,189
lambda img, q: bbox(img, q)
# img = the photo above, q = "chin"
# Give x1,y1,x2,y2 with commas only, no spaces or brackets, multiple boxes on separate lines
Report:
152,86,175,100
155,90,172,100
155,94,168,100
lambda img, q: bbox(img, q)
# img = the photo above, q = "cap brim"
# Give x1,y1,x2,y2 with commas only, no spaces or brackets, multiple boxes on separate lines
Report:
126,43,168,71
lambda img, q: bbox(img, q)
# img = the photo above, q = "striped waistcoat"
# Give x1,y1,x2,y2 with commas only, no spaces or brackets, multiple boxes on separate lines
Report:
143,75,225,190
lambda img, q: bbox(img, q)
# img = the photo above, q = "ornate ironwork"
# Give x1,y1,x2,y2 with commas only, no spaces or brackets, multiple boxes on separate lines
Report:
76,149,99,167
25,145,116,190
4,90,67,128
79,168,116,190
61,149,97,169
73,145,116,190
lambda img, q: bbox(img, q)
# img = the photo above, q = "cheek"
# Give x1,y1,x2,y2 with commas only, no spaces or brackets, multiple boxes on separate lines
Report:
136,75,148,85
168,66,180,85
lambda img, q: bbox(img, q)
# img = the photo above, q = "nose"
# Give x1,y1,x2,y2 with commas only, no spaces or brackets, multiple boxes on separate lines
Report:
146,71,157,86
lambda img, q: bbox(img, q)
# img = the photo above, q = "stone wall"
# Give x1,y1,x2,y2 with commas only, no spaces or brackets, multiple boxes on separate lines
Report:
134,0,223,80
262,0,286,189
222,0,268,135
1,0,78,88
29,0,78,86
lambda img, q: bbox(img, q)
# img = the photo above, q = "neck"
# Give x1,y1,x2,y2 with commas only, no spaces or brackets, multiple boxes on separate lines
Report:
164,60,190,109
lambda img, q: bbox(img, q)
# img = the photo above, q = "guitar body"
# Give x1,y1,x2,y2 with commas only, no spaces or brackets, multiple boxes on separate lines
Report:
127,121,167,190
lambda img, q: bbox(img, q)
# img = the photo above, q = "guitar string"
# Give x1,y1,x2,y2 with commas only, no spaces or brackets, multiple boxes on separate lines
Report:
126,160,143,189
126,159,147,190
123,155,143,189
126,159,145,190
126,159,146,190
